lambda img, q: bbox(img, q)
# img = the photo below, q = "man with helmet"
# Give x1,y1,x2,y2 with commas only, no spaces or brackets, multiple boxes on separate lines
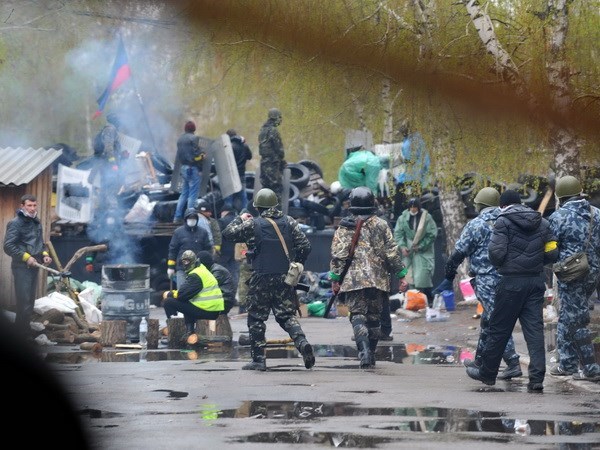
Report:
162,250,225,336
196,198,222,256
438,187,522,380
223,188,314,371
329,186,408,369
173,120,206,224
167,208,213,289
393,197,438,307
258,108,286,204
548,175,600,382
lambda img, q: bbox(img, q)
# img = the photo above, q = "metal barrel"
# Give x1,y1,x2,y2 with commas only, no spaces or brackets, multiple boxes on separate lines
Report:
101,264,150,342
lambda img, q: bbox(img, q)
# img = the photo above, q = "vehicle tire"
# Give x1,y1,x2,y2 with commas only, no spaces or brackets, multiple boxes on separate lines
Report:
287,183,300,203
298,159,324,177
460,172,477,198
316,196,341,217
287,163,310,190
151,153,173,175
245,171,255,198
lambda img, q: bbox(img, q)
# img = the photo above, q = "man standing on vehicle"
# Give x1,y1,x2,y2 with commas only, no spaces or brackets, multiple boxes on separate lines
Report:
223,188,314,371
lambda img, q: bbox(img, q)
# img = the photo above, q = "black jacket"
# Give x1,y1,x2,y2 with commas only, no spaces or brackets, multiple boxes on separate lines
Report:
3,210,46,268
488,204,558,275
168,224,212,271
175,132,203,168
217,211,236,263
230,135,252,179
210,262,235,313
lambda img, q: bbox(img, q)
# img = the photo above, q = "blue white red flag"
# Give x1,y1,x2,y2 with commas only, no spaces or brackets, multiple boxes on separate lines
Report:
93,38,131,119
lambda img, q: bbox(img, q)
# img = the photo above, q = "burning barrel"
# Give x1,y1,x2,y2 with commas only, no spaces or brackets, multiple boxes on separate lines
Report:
101,264,150,342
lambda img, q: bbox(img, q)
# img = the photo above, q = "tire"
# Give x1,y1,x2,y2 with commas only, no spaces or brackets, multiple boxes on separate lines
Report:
287,183,300,203
286,163,310,190
151,153,173,175
459,172,477,198
298,159,324,177
316,196,341,217
245,172,255,197
300,198,331,216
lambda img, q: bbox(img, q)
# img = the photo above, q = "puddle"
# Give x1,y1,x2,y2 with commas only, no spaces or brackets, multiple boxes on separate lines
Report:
43,343,469,366
229,432,393,447
153,389,189,399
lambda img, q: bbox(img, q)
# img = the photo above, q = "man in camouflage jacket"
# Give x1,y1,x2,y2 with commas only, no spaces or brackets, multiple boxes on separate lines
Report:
223,188,314,371
329,186,408,369
258,108,285,204
548,175,600,382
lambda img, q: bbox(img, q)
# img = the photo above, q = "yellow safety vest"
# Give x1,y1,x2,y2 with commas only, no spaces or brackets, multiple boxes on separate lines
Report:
189,265,225,312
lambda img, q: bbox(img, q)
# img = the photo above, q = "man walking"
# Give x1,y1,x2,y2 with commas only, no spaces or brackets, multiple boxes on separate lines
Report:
223,188,314,371
548,175,600,382
466,190,558,392
442,187,522,379
258,108,286,204
3,194,53,336
329,186,408,369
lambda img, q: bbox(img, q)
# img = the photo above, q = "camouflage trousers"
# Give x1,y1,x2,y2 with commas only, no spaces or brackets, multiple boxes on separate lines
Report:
236,260,252,306
259,160,283,203
474,274,519,365
246,273,307,349
345,288,386,344
556,278,600,375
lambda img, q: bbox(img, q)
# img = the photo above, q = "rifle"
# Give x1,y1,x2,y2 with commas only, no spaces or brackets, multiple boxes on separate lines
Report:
324,217,364,318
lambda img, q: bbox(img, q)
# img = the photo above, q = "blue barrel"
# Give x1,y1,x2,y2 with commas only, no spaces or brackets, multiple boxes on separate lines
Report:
441,290,455,311
101,264,150,342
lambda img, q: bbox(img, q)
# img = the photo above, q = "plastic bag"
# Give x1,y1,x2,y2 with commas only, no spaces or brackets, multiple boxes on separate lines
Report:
307,301,326,317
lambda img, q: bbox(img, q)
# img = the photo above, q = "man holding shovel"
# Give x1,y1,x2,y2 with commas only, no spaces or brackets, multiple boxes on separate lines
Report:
3,194,53,337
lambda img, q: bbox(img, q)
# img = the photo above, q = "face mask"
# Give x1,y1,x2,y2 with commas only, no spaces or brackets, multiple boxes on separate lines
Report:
186,219,197,227
409,210,419,216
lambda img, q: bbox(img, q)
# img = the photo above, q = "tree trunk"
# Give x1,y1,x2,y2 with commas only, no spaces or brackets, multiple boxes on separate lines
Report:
147,318,160,349
167,317,187,349
100,320,127,347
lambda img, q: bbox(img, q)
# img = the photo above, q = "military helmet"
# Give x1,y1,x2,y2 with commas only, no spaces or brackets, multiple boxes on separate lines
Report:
349,186,375,214
474,187,500,207
555,175,582,199
253,188,278,208
180,250,197,272
268,108,282,120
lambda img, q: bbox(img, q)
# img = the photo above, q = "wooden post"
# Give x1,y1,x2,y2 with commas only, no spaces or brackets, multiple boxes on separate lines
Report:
100,320,127,347
167,317,187,349
147,318,159,349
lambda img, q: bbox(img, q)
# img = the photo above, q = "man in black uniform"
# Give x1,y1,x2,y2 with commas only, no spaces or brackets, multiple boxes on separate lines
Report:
466,190,558,392
223,188,315,371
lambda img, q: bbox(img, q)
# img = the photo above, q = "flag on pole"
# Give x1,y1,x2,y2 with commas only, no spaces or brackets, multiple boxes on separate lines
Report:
92,38,131,119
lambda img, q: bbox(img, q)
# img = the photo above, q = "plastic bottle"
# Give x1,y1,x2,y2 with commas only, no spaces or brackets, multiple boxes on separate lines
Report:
139,317,148,349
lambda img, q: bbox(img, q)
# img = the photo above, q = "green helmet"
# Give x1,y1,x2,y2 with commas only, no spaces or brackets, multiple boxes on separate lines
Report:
180,250,197,272
474,187,500,207
555,175,582,199
253,188,278,209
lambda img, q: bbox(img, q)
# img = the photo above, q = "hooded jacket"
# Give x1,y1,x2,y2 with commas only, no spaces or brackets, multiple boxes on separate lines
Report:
167,209,212,271
488,204,558,275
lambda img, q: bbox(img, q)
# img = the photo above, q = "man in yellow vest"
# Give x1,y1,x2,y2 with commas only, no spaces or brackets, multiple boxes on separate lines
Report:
162,250,224,335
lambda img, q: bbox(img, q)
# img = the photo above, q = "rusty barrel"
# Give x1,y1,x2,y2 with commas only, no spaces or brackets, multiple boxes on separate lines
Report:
101,264,150,343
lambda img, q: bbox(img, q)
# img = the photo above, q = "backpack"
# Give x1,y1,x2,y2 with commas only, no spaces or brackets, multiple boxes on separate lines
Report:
93,127,106,156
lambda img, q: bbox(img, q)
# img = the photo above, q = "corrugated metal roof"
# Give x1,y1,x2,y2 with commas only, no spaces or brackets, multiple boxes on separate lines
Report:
0,147,63,186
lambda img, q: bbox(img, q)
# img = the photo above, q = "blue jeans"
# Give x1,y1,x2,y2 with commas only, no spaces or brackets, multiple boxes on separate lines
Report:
173,165,201,221
223,183,248,212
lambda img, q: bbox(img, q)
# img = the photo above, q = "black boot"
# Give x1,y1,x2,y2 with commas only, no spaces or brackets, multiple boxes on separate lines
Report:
498,360,523,380
356,337,373,369
369,340,378,367
298,339,315,369
243,346,267,371
185,322,195,335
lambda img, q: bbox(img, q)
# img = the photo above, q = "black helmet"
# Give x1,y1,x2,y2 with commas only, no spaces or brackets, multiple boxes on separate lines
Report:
195,199,210,213
349,186,375,214
180,250,197,272
253,188,278,209
184,208,198,220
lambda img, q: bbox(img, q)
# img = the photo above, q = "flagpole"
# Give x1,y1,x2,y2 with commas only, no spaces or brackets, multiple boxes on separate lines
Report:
119,34,162,158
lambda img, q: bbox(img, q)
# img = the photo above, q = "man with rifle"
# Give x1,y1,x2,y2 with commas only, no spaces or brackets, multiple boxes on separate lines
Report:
328,186,409,369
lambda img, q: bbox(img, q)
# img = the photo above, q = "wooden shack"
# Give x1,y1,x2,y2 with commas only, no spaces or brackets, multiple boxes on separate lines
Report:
0,147,62,311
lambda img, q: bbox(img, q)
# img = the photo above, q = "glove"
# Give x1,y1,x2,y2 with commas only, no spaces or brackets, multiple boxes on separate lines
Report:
85,263,94,273
433,278,453,295
167,268,175,279
332,281,340,295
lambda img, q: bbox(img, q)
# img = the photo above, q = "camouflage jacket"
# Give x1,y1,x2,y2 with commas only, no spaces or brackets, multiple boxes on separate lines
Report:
549,197,600,276
222,208,311,264
452,206,500,277
101,122,120,162
329,214,406,293
258,120,284,163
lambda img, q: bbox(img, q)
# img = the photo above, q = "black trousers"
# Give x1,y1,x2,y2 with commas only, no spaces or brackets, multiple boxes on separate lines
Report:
480,274,546,384
163,298,219,325
380,295,392,337
12,265,39,334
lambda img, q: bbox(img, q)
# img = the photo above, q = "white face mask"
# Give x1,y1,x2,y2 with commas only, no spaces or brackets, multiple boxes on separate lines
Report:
186,219,197,227
409,210,419,216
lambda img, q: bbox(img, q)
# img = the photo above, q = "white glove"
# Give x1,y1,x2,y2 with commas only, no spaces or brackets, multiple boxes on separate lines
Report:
167,268,175,279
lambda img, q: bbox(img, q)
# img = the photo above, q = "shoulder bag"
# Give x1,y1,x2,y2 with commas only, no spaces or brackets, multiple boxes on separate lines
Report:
553,206,593,283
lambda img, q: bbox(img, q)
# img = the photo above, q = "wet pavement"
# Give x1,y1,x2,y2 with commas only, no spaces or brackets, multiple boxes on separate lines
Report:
43,302,600,449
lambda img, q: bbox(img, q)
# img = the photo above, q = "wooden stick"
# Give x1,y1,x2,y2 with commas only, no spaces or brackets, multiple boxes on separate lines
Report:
64,244,108,272
45,240,64,272
537,187,554,215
